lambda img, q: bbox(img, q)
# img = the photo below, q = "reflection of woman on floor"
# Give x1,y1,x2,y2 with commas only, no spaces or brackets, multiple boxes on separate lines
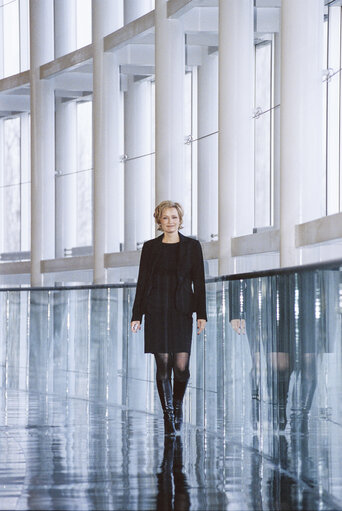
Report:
131,201,207,435
156,436,190,511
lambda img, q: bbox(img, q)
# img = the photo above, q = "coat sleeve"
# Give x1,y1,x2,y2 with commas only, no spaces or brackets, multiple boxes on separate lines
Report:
131,243,149,322
192,241,207,321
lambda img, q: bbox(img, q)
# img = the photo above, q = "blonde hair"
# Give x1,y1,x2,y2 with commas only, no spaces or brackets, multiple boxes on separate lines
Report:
154,201,184,231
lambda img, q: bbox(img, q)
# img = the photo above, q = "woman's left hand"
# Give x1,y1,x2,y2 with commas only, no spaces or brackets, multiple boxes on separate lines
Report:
197,319,206,335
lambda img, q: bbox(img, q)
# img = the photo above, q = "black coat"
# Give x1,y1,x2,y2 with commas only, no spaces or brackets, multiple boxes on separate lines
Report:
131,231,207,322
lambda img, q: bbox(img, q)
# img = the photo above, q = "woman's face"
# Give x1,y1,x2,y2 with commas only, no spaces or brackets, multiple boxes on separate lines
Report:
159,207,180,233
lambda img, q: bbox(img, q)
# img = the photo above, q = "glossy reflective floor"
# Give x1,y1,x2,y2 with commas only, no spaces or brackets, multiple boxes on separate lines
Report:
1,386,342,511
0,267,342,510
2,387,342,511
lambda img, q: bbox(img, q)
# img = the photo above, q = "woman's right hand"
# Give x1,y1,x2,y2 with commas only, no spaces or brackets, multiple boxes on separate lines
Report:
131,321,141,333
230,319,246,335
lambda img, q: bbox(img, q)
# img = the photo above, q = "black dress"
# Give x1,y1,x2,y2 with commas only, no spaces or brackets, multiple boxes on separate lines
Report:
144,242,193,354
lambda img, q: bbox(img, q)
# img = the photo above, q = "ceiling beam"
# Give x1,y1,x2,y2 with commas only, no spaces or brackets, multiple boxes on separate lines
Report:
0,94,30,112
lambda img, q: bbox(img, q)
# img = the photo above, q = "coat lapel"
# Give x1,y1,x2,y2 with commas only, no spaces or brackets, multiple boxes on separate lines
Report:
177,232,188,279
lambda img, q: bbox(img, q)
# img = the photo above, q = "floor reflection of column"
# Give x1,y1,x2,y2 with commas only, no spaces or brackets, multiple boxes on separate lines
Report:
89,289,108,404
194,430,208,510
52,290,69,395
108,288,122,406
121,288,130,408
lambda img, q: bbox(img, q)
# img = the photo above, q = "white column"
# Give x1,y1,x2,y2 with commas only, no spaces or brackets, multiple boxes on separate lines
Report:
155,0,185,211
92,0,123,283
54,0,76,58
30,0,55,285
280,0,324,267
124,0,152,24
218,0,254,275
124,76,152,250
197,49,218,242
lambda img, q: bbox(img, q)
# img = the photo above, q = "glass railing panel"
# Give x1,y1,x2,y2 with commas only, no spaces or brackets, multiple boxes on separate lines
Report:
108,286,124,407
0,262,342,507
28,290,51,394
125,287,156,414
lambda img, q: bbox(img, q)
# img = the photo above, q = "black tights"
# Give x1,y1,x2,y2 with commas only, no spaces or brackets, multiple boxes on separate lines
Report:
154,353,190,383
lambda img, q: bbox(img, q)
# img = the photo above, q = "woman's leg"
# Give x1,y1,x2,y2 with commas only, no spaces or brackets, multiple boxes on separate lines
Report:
173,352,190,431
155,353,173,381
155,353,176,435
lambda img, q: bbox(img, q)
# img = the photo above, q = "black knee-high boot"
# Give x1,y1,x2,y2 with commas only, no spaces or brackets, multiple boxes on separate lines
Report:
156,379,176,435
173,379,188,432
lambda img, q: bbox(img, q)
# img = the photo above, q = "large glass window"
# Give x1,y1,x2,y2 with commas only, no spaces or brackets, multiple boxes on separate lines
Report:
0,0,29,78
324,5,342,215
0,114,30,256
254,38,274,229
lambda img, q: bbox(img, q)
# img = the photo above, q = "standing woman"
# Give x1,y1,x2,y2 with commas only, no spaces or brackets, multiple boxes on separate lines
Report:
131,200,207,435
